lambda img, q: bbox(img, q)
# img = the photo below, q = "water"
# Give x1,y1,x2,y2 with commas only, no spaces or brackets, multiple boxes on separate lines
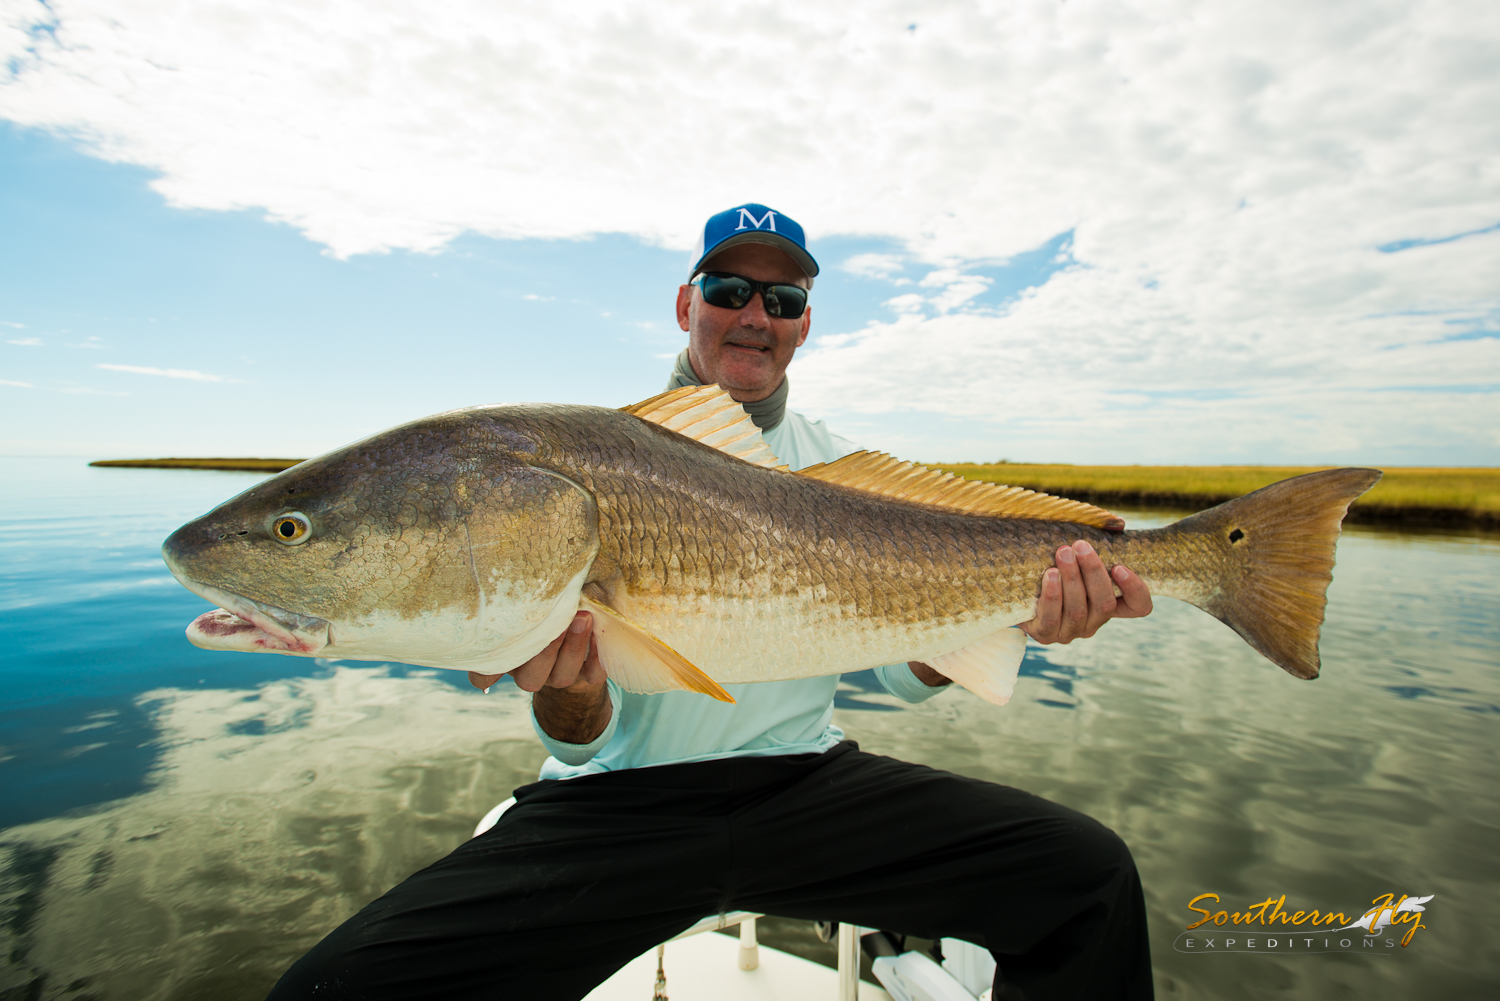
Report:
1,457,1496,999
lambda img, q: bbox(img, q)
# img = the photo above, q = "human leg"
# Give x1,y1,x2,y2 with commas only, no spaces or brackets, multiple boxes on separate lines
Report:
725,748,1153,1000
265,768,732,1001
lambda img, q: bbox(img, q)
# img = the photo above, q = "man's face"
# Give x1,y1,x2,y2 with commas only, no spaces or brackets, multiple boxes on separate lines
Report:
676,243,812,403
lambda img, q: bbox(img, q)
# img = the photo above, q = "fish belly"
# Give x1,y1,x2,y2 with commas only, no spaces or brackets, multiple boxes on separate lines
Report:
614,589,1036,684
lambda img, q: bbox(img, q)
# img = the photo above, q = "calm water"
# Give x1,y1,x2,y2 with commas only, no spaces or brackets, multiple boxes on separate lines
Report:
1,457,1496,999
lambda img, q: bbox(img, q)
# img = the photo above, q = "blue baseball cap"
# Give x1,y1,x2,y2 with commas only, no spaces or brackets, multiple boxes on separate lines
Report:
688,203,819,281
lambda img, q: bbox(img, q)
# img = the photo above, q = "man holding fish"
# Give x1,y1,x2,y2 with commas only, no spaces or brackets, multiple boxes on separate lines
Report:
265,205,1160,999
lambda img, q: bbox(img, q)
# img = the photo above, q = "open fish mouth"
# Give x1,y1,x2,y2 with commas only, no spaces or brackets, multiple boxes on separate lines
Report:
174,578,330,656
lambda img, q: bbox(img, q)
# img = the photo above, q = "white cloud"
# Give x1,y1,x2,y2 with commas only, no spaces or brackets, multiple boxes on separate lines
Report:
7,336,42,345
1,320,25,328
3,0,1498,460
918,269,995,314
96,363,225,382
882,293,926,315
841,253,906,280
0,378,34,387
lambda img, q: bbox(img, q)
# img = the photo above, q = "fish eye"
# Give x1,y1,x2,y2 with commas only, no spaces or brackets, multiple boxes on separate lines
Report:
271,512,312,545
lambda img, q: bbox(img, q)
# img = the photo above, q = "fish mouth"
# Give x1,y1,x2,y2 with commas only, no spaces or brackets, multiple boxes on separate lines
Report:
172,576,330,657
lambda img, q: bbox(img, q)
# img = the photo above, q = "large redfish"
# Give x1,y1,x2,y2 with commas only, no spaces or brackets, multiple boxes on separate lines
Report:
162,386,1380,704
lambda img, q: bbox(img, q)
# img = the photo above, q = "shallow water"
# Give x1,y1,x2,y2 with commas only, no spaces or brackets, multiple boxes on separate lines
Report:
1,457,1496,999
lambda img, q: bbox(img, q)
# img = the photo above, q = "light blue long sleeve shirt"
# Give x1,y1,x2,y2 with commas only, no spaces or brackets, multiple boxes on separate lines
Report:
533,408,946,780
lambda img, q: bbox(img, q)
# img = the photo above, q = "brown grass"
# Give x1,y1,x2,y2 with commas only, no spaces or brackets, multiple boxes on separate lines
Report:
932,463,1500,526
89,457,1500,526
89,458,302,472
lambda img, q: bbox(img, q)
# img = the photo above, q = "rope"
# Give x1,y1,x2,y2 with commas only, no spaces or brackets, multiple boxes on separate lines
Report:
652,943,668,1001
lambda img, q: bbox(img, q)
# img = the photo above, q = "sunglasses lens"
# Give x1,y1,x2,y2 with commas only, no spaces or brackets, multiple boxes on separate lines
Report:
763,285,807,319
697,274,808,319
700,274,753,310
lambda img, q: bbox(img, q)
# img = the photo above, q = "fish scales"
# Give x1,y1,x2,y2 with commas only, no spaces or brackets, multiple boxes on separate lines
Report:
162,396,1382,700
489,409,1194,681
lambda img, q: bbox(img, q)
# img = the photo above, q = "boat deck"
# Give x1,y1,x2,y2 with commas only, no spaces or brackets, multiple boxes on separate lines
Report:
586,931,892,1000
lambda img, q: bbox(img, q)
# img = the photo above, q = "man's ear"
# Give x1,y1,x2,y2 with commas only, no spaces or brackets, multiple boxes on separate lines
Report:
675,285,693,332
795,306,811,348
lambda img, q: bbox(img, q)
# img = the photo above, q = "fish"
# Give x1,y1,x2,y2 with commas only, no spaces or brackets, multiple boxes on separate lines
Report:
161,385,1382,705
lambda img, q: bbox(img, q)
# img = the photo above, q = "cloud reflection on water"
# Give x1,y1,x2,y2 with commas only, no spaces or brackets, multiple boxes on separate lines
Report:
0,512,1497,999
0,665,544,1000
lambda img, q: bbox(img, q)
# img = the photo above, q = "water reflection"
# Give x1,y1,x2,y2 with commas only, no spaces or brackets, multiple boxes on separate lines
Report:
1,465,1497,998
1,665,545,1000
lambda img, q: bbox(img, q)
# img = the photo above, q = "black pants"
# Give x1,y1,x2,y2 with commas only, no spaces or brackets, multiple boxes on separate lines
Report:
268,742,1152,1000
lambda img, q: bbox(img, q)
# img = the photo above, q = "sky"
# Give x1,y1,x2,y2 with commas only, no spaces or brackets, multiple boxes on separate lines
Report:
1,0,1497,465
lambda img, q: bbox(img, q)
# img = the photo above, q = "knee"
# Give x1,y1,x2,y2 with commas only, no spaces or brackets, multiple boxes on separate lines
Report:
1064,817,1138,888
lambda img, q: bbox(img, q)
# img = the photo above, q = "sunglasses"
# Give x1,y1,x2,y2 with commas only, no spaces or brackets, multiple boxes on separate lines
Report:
692,272,810,320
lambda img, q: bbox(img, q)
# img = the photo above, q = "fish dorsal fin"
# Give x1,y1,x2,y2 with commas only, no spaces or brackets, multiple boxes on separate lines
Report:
622,385,789,471
797,451,1126,530
579,596,735,704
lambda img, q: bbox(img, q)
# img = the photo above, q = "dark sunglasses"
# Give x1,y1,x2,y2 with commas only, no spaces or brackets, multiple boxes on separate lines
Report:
692,272,809,320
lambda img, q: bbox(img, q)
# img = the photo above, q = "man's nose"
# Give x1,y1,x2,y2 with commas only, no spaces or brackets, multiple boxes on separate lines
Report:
736,289,772,328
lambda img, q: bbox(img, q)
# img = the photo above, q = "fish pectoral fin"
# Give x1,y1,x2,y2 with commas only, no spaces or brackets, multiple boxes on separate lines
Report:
578,597,735,704
927,627,1029,706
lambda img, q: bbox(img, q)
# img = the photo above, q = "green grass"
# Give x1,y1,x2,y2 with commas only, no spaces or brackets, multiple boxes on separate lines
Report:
933,463,1500,524
89,458,302,472
90,457,1499,525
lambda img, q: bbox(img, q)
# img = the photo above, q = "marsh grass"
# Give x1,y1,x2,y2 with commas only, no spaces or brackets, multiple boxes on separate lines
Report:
90,458,302,471
935,463,1500,522
90,457,1498,523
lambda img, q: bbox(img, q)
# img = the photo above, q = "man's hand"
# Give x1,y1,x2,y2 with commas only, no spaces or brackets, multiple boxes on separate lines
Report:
1020,540,1153,645
468,611,612,745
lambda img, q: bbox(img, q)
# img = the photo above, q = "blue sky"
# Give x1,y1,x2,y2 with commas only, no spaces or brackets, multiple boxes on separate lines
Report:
2,1,1497,465
0,122,1079,461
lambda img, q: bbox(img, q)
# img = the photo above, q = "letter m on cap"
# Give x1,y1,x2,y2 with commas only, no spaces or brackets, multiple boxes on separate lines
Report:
736,208,777,232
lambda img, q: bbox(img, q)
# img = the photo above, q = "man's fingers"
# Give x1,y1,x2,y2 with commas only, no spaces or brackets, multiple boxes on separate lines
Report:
1056,545,1087,642
509,632,566,692
1111,564,1154,618
546,612,594,688
1073,541,1118,637
579,640,607,686
1023,567,1063,642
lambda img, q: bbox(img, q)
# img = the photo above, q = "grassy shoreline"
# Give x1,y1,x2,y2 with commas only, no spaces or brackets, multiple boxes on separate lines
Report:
936,463,1500,528
89,458,303,472
90,458,1499,528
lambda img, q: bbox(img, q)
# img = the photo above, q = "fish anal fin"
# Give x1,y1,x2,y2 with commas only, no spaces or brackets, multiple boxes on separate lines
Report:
578,596,735,703
622,385,789,471
798,452,1125,530
927,627,1029,705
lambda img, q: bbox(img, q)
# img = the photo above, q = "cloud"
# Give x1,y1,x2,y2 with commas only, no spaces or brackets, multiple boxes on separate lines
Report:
1,320,25,328
0,665,545,997
95,363,225,382
882,293,926,315
7,336,42,345
841,253,907,280
918,269,994,314
0,378,34,387
3,0,1497,459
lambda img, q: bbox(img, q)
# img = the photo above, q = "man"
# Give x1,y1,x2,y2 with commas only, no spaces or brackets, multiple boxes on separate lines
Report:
270,204,1156,1000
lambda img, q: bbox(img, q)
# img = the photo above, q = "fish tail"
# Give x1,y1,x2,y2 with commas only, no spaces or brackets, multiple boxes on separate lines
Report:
1174,467,1382,679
